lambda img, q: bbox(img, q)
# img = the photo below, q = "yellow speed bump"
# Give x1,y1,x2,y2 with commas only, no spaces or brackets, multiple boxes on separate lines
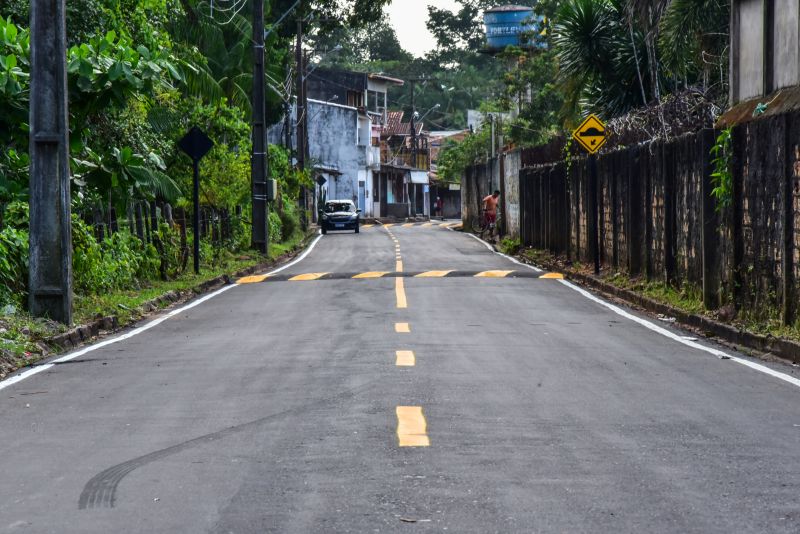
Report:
361,224,375,229
237,274,269,284
352,271,389,279
395,350,416,367
383,223,395,228
288,272,328,281
415,271,453,278
402,223,415,228
396,406,430,447
540,272,565,279
421,222,433,227
475,270,514,278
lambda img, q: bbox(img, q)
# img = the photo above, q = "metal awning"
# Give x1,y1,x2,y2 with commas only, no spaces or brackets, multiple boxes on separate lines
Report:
409,171,429,184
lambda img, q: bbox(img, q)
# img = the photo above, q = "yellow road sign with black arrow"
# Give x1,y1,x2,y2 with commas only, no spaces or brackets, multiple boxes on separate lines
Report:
572,114,607,154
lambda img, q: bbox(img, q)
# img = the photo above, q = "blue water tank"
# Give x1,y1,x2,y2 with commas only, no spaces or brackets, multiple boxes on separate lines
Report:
483,5,544,51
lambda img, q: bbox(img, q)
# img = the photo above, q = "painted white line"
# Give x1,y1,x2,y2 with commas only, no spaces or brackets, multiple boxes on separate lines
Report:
557,279,800,390
0,232,325,392
465,232,542,272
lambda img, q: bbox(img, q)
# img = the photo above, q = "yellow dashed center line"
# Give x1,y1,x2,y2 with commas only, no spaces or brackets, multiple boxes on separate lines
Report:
395,277,407,308
396,406,430,447
395,322,410,333
396,260,404,272
395,350,416,367
288,272,328,281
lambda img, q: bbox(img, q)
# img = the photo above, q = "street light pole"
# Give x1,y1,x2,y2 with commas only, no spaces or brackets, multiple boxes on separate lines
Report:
29,0,72,324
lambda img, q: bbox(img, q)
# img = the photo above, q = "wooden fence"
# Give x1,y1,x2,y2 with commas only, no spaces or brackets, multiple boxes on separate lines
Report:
502,111,800,323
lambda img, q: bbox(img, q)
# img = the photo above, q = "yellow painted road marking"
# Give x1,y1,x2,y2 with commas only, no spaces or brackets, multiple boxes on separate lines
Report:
352,271,389,279
402,223,415,228
395,350,416,366
237,274,269,284
415,270,453,278
383,223,395,228
396,406,430,447
422,222,433,227
396,277,407,308
396,260,403,272
362,224,375,229
288,272,328,281
475,270,514,278
540,272,565,279
395,322,410,333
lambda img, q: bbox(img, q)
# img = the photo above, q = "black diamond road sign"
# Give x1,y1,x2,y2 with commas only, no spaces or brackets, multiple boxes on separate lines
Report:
178,126,214,161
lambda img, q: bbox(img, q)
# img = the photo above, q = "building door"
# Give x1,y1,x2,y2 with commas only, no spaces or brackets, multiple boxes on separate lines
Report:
358,181,366,213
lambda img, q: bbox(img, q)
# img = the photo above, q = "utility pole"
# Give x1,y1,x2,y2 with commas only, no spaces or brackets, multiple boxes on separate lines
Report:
251,0,269,253
284,56,293,151
29,0,72,324
296,7,309,227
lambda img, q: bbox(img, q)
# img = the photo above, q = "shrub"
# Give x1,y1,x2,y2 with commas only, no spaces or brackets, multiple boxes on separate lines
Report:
0,226,28,307
268,211,282,244
279,197,300,242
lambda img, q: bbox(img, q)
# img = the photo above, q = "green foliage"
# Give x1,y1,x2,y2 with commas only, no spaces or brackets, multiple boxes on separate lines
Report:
710,127,733,212
279,196,300,241
0,225,28,307
72,217,159,294
436,127,491,183
268,211,282,244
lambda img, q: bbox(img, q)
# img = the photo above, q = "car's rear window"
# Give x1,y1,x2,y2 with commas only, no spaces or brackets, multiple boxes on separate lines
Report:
325,203,354,213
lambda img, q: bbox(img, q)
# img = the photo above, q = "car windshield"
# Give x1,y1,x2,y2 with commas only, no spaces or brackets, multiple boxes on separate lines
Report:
325,202,354,213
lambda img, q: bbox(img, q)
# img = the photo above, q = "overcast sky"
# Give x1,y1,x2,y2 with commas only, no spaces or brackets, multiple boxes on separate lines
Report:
385,0,460,58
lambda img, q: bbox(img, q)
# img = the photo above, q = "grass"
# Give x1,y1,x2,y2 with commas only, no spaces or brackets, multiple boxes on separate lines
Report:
0,229,312,379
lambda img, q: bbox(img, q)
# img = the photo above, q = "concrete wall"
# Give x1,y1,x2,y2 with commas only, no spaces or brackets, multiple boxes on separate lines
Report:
774,0,799,90
737,0,765,102
503,150,521,238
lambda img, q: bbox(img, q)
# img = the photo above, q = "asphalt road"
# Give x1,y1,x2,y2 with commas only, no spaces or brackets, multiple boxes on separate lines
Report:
1,222,800,533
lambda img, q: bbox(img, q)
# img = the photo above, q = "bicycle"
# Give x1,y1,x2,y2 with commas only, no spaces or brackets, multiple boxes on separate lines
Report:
470,209,498,242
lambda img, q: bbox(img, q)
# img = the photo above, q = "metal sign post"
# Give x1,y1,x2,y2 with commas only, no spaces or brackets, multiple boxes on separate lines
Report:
572,114,607,275
178,127,214,274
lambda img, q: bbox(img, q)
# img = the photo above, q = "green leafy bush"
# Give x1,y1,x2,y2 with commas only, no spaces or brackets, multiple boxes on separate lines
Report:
72,217,158,294
269,211,282,244
0,225,28,307
279,197,299,241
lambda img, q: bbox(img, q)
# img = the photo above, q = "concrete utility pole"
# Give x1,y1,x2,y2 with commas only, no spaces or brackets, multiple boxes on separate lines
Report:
29,0,72,324
251,0,269,253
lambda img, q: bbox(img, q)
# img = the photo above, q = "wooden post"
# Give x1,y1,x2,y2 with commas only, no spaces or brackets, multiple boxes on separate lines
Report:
663,142,677,286
628,147,643,275
782,115,795,325
701,128,721,310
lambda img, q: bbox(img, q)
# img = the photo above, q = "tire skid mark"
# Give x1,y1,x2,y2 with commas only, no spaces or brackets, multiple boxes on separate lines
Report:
78,380,377,509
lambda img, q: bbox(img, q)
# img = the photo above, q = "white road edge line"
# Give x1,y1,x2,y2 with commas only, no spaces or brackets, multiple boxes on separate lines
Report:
558,279,800,389
465,232,542,272
0,232,325,392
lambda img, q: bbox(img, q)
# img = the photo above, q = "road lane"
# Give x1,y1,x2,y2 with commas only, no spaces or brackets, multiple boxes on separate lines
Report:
0,223,799,533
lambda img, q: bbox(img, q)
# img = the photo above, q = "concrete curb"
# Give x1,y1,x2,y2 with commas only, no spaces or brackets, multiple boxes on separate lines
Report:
45,232,318,352
515,252,800,365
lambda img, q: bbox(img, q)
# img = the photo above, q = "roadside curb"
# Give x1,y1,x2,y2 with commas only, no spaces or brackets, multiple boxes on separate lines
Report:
512,251,800,365
45,231,318,352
